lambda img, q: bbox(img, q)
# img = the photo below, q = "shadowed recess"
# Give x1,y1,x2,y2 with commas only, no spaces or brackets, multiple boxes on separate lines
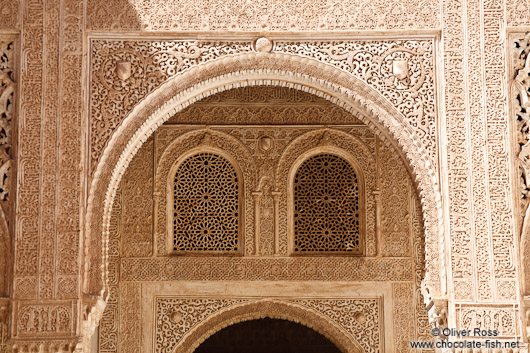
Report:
193,318,343,353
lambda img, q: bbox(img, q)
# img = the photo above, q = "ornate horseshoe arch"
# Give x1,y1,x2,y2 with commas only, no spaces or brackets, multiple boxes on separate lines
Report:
83,50,445,340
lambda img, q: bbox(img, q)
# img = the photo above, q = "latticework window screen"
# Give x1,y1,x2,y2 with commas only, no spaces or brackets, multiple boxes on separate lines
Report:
172,152,239,253
293,154,361,253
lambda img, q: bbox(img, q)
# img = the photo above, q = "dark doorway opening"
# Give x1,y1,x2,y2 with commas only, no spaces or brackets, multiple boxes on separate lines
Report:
193,318,343,353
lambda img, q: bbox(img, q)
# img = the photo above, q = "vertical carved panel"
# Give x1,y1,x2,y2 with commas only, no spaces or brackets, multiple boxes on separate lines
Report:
99,185,121,353
514,34,530,299
14,0,43,301
0,40,14,299
258,182,275,255
0,319,6,353
118,283,140,353
378,141,411,257
393,283,415,353
412,196,432,345
442,0,474,301
122,136,153,257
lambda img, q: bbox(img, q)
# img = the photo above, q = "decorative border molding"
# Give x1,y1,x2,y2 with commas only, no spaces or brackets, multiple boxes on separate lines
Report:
120,257,414,282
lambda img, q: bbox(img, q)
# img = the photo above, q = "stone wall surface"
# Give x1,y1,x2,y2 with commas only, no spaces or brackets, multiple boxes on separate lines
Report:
0,0,528,351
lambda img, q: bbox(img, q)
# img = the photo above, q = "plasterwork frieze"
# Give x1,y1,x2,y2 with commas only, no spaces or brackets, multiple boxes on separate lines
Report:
86,0,440,32
12,301,76,338
120,257,413,282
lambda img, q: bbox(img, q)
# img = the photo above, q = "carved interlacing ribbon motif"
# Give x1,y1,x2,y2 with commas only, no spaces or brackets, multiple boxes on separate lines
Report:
89,39,436,173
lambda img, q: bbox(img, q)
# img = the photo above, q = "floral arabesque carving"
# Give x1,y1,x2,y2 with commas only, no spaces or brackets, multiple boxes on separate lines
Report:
514,33,530,218
85,53,444,339
89,40,254,171
120,257,413,282
89,39,436,171
156,299,369,353
514,33,530,298
275,40,436,158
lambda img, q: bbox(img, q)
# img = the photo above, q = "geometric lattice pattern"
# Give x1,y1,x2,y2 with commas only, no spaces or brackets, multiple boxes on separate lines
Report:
173,152,239,252
294,154,361,253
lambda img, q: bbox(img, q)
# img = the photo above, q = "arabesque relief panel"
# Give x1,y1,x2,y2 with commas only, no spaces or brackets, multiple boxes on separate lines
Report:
89,38,437,174
155,297,381,353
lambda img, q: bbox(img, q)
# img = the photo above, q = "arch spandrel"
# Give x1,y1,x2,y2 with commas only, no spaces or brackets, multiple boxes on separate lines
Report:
83,51,445,340
167,300,364,353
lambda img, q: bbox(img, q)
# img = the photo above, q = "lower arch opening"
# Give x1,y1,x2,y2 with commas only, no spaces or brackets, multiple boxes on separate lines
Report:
193,318,343,353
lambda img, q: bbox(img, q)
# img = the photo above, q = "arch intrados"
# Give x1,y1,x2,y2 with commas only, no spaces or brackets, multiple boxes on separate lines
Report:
83,52,444,338
173,300,362,353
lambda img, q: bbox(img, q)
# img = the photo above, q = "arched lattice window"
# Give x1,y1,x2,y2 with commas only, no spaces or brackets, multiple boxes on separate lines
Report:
172,152,240,253
293,153,361,254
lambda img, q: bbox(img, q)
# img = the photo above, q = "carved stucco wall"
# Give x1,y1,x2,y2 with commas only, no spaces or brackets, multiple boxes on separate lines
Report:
5,0,84,351
98,86,431,353
1,0,528,351
84,38,445,324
